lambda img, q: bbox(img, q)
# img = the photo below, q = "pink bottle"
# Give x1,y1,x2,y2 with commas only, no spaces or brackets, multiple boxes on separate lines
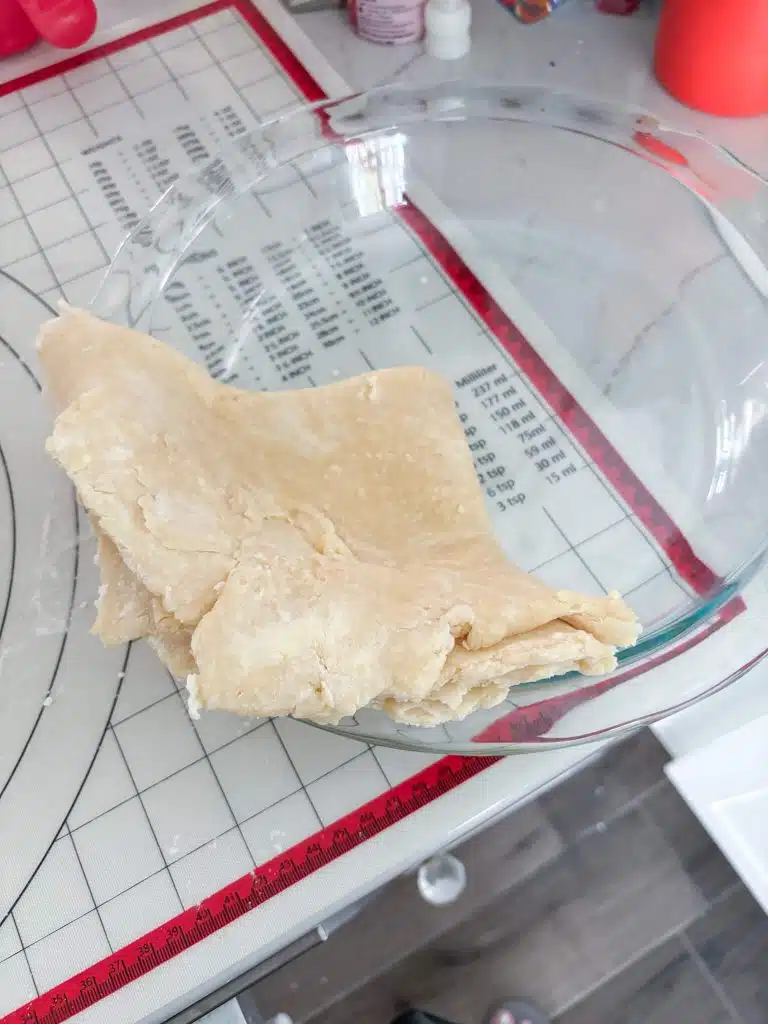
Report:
349,0,425,45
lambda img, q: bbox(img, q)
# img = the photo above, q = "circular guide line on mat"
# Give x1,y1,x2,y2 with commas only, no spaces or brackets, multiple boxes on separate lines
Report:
0,433,17,647
0,279,78,801
0,272,125,925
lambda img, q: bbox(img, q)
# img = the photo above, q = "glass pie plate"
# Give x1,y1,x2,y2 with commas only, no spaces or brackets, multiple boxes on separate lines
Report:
92,83,768,754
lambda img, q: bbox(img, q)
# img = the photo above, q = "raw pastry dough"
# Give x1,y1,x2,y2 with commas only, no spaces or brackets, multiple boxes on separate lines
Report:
40,306,640,725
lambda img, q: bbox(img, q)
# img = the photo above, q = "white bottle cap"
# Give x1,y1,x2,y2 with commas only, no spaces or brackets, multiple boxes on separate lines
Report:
424,0,471,60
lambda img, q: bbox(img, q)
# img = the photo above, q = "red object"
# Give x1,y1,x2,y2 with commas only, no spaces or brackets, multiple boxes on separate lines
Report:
17,0,97,48
0,0,39,56
596,0,641,13
654,0,768,116
0,0,97,55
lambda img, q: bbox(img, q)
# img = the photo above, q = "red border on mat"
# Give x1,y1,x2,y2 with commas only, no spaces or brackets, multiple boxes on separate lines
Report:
0,0,326,104
474,594,745,743
1,605,748,1024
0,3,748,1022
394,203,719,594
6,757,501,1024
0,0,722,597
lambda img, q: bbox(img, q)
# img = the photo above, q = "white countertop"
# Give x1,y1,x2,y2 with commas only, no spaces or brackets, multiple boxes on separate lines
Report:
299,0,768,174
5,0,765,175
1,0,766,1019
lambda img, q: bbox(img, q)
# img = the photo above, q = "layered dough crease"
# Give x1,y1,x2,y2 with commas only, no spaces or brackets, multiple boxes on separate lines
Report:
40,306,640,725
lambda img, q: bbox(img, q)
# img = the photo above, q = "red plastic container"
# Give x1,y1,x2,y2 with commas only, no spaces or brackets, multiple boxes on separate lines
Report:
0,0,97,57
654,0,768,117
0,0,39,56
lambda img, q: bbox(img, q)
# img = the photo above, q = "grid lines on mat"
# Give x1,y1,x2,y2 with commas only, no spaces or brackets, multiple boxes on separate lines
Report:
0,6,299,309
0,0,705,1014
0,7,691,615
0,8,399,1011
1,636,400,1008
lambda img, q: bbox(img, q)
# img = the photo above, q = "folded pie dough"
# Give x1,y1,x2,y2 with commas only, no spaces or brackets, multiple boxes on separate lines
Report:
40,306,639,726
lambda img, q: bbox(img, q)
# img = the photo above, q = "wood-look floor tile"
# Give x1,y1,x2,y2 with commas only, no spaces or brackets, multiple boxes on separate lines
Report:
687,885,768,1023
316,807,708,1024
643,782,739,902
248,801,563,1023
555,936,735,1024
540,729,668,843
242,735,744,1024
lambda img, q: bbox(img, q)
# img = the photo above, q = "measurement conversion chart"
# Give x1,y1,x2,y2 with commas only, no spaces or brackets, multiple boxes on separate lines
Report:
83,115,701,630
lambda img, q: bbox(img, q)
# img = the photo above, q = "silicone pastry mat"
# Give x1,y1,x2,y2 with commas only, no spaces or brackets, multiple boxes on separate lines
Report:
0,1,743,1021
